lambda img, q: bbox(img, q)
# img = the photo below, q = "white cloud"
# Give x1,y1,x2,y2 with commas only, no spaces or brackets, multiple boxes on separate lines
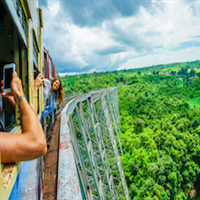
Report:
131,1,199,49
59,68,96,77
41,0,200,73
47,0,60,16
117,46,200,70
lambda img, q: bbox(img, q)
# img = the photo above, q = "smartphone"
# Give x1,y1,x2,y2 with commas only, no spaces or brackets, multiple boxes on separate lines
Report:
3,63,15,93
34,70,41,80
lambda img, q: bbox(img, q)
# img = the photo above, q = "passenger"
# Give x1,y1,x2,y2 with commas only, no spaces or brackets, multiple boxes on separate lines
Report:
0,72,47,163
33,72,44,113
34,72,64,103
44,78,64,103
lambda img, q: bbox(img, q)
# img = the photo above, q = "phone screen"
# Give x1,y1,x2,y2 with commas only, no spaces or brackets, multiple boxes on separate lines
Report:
34,70,40,80
4,68,13,89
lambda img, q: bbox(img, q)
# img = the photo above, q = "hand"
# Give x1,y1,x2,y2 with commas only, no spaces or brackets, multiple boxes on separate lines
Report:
34,73,44,88
11,72,24,102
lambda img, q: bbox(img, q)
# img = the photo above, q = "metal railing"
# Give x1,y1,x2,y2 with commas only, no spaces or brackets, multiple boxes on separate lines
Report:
57,87,130,200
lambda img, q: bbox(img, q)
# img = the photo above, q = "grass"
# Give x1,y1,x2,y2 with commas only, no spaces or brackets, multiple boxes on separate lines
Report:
186,97,200,108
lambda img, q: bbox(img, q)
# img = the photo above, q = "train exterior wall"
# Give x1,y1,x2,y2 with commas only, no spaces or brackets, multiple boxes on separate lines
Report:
43,47,57,80
0,1,46,200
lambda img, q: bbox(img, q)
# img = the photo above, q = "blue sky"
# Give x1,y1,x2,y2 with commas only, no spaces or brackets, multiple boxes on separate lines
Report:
39,0,200,76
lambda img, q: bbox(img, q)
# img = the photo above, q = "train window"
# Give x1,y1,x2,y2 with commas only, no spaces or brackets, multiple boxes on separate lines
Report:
49,59,52,79
0,62,16,132
51,62,54,78
34,65,40,114
33,39,38,66
0,4,29,131
44,52,47,60
43,51,48,78
0,6,16,131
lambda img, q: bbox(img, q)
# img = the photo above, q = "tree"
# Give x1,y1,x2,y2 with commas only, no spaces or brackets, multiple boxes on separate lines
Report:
171,71,177,75
189,69,196,77
175,118,190,132
133,118,144,133
181,67,188,75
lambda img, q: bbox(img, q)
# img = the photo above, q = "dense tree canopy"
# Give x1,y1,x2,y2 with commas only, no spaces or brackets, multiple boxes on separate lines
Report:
118,80,200,199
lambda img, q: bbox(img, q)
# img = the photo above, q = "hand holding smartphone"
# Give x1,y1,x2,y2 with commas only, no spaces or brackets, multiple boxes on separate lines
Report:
34,70,41,80
3,63,16,93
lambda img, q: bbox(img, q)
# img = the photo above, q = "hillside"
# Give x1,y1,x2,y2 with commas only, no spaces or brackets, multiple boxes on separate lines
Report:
61,60,200,96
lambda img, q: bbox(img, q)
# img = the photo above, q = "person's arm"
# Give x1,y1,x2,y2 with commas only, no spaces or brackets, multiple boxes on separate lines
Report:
0,72,47,163
34,73,44,113
34,87,38,113
43,78,51,101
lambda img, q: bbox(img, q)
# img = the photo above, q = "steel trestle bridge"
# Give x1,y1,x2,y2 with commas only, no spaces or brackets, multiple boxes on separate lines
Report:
58,87,130,200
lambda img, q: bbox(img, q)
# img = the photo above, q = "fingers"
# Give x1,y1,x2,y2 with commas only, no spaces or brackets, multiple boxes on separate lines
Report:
34,73,44,88
36,73,43,80
1,80,3,93
11,73,24,101
1,92,13,97
38,74,44,79
1,92,7,97
37,74,44,84
38,76,43,82
12,71,17,78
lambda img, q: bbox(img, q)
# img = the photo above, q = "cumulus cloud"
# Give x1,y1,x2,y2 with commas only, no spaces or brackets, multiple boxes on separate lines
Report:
39,0,200,73
58,0,153,27
117,46,200,70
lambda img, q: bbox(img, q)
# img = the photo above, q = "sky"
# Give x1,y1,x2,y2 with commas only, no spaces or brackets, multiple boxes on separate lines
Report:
38,0,200,76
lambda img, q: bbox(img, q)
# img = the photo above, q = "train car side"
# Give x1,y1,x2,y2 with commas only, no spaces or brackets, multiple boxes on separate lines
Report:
0,1,55,199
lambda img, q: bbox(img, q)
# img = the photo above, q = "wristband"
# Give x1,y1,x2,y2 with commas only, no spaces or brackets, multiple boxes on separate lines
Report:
16,94,27,104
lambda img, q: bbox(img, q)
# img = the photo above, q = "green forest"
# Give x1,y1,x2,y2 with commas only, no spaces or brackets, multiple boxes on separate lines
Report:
61,60,200,199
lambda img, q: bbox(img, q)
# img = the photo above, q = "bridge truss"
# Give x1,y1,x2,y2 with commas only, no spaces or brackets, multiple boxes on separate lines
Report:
58,88,130,200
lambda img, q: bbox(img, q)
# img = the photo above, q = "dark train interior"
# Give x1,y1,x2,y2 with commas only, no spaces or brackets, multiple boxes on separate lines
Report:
0,3,28,131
